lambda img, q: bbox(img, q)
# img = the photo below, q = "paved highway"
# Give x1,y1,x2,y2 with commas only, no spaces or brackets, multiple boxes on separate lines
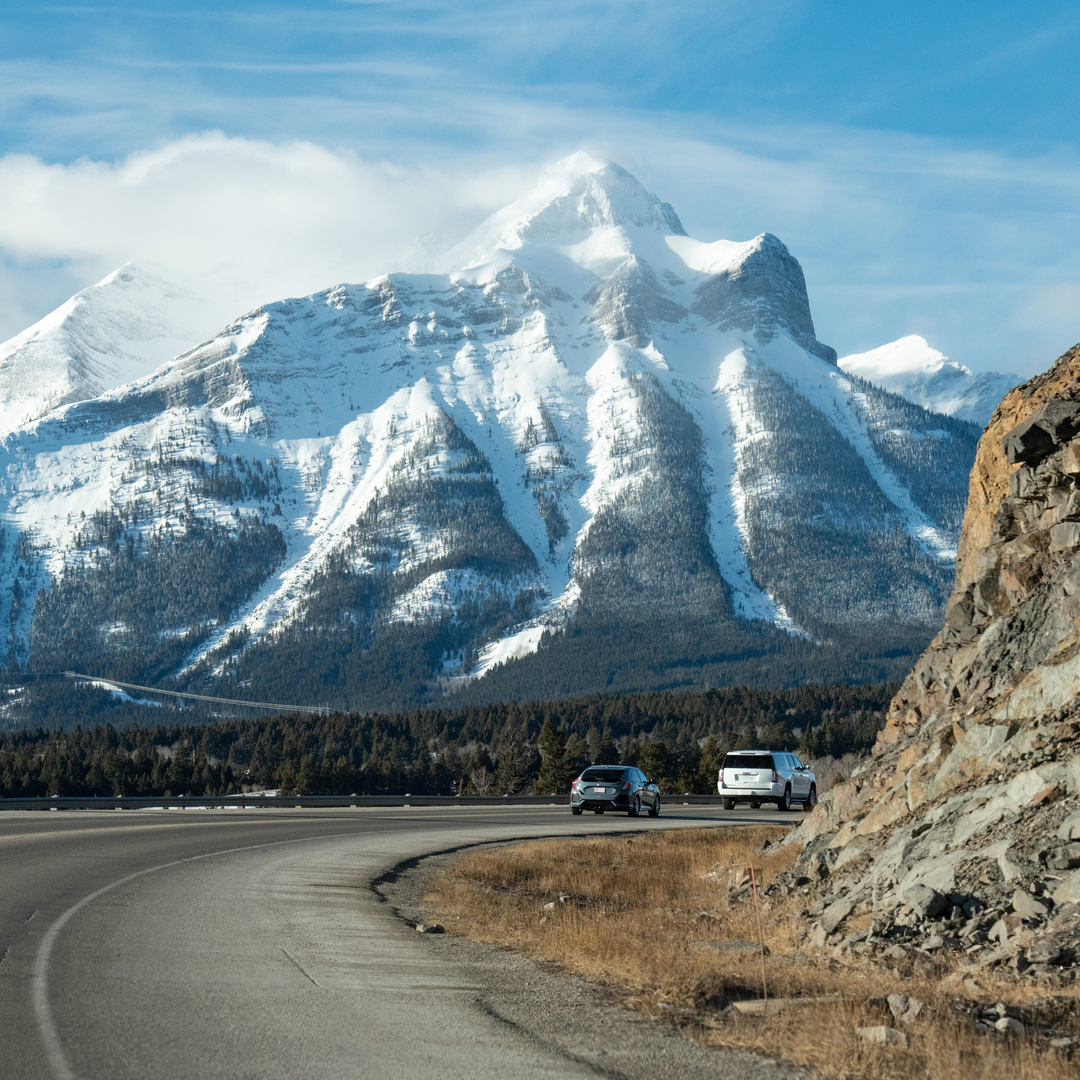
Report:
0,804,803,1080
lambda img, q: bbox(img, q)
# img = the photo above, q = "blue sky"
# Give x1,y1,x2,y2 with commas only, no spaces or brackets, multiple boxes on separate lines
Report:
2,1,1079,374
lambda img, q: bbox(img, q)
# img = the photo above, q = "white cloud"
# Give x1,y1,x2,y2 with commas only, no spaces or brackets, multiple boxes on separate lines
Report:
0,133,544,334
1,124,1079,379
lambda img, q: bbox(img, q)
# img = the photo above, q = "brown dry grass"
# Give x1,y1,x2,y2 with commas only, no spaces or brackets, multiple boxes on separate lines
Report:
427,826,1079,1080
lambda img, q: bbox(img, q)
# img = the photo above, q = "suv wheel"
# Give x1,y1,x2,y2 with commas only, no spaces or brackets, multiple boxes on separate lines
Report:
777,786,792,812
722,797,735,810
750,801,761,810
802,785,817,812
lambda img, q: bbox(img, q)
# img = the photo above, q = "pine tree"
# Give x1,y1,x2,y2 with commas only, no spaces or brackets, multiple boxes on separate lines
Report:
495,720,532,795
638,740,669,784
535,721,566,794
597,727,619,765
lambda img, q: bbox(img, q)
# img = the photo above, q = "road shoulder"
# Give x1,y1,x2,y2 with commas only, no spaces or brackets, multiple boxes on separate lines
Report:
374,841,810,1080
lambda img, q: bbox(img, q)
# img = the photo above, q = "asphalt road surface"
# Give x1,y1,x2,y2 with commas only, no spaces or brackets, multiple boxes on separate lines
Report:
0,804,804,1080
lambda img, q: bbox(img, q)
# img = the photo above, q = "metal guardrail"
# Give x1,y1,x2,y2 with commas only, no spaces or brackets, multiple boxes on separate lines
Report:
0,794,732,811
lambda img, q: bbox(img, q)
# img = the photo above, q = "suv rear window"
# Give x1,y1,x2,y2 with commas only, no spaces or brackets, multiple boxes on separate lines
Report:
581,768,626,782
723,754,774,770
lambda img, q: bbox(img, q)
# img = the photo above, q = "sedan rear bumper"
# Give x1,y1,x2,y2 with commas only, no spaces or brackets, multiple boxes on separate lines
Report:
570,793,630,810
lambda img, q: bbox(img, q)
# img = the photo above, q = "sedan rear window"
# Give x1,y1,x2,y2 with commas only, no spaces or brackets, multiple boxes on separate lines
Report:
723,754,774,770
581,768,626,782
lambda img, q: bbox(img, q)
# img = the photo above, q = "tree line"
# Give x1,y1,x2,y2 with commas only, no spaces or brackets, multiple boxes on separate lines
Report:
0,681,894,798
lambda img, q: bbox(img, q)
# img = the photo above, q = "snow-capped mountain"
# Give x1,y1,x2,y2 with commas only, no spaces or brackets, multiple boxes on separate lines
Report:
838,335,1021,426
0,154,983,712
0,262,229,435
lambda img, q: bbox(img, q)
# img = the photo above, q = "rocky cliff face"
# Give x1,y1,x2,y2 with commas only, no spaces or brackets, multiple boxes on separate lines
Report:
785,343,1080,982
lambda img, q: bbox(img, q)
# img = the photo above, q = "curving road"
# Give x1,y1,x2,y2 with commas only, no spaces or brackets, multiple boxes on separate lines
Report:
0,805,802,1080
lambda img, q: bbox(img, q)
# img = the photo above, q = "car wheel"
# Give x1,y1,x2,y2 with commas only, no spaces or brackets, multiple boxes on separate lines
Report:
777,786,792,812
722,797,735,810
648,797,660,817
571,806,583,815
750,801,761,810
628,795,641,817
802,785,817,812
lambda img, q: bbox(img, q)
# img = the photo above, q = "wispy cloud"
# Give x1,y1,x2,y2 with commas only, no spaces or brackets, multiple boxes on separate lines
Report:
0,132,542,335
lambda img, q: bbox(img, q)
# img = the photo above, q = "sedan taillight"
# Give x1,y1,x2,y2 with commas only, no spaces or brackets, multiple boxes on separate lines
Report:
619,780,632,791
571,779,580,790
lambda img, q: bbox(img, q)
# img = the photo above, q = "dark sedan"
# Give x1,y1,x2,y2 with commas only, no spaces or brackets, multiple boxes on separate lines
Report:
570,765,660,817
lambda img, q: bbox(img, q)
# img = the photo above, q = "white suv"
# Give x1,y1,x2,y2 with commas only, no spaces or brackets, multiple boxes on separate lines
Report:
717,750,817,812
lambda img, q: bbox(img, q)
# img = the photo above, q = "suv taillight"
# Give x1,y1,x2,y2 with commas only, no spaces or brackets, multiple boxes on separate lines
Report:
771,769,780,783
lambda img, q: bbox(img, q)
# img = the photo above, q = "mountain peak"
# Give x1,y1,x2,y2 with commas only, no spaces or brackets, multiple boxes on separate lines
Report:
452,153,687,269
0,260,225,434
839,336,1022,424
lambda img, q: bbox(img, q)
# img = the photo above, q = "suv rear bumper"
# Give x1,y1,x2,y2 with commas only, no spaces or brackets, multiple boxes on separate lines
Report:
718,785,783,800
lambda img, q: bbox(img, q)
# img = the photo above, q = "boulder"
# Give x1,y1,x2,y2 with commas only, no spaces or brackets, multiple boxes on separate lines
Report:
1045,842,1080,870
819,896,856,934
1028,942,1062,965
1058,811,1080,842
887,994,923,1026
1002,400,1080,465
1051,869,1080,906
901,884,948,920
1010,889,1049,920
856,1026,909,1048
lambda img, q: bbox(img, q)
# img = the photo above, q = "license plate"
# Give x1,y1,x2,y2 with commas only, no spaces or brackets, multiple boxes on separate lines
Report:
590,786,610,794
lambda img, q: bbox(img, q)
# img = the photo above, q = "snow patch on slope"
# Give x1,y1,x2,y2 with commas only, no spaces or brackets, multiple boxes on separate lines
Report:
710,346,805,631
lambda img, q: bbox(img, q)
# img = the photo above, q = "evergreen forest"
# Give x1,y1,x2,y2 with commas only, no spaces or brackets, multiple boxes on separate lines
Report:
0,681,894,799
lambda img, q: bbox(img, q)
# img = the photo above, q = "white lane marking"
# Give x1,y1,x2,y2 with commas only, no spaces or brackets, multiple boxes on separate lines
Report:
32,831,358,1080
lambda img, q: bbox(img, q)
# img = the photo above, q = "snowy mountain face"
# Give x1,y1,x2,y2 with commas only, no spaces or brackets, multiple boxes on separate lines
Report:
0,154,983,712
0,263,227,435
838,336,1021,426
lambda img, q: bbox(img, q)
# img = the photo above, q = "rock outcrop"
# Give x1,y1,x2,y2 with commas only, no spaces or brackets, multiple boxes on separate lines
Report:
782,343,1080,982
